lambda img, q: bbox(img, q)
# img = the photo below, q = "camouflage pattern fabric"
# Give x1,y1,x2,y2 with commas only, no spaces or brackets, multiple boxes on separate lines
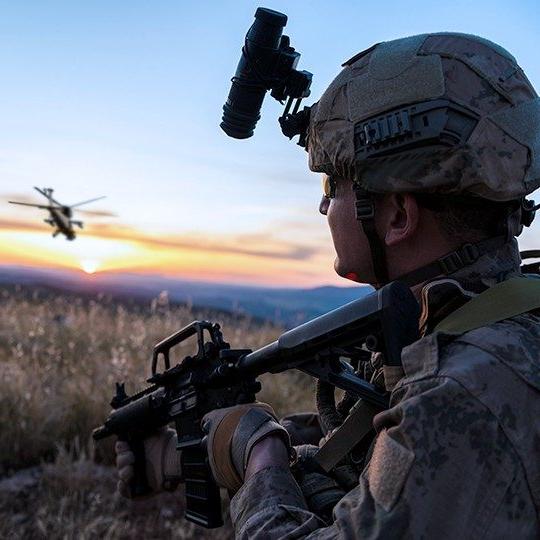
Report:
230,242,540,538
307,33,540,201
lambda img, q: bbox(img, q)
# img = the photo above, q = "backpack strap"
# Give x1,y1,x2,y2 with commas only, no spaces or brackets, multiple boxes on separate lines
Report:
434,277,540,335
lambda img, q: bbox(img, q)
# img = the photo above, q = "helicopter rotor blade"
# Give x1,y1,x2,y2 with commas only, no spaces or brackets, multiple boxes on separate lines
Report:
8,201,57,210
33,187,64,207
76,208,117,217
33,186,48,197
70,196,106,209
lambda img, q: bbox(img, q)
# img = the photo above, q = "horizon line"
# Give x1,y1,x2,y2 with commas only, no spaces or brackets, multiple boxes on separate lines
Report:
0,262,366,291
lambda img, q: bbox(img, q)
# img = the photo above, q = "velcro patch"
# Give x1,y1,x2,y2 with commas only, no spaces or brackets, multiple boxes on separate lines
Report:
367,429,414,512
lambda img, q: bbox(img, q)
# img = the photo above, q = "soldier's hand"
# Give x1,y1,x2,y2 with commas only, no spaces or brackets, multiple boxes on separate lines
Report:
202,403,291,493
115,427,182,499
292,444,347,522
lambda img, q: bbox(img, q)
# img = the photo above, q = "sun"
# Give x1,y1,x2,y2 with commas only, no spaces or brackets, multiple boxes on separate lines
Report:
80,259,99,274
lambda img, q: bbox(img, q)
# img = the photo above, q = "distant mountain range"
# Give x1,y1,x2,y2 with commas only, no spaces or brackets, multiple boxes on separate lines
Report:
0,265,372,327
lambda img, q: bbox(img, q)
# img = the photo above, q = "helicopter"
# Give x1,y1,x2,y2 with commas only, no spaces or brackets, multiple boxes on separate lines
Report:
8,187,106,240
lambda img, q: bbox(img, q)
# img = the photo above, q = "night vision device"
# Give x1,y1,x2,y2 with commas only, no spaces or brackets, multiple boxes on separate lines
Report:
220,7,312,145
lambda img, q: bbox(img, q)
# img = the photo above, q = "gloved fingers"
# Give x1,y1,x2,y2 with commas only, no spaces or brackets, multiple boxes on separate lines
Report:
319,427,338,447
294,443,319,461
144,427,175,455
203,403,279,465
202,406,242,434
118,463,134,483
281,413,323,446
116,450,135,469
141,428,180,492
114,429,182,498
115,440,131,454
117,479,132,499
163,431,183,480
252,402,278,419
281,412,320,426
202,402,277,434
203,402,280,492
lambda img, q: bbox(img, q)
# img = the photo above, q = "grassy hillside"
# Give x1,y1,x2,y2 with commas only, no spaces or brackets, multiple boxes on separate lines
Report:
0,286,316,539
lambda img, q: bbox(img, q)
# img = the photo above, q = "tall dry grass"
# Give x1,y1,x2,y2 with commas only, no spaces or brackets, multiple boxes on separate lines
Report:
0,286,315,470
0,286,316,538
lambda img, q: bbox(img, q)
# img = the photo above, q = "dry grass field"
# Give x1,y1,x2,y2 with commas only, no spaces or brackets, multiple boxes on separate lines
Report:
0,286,316,539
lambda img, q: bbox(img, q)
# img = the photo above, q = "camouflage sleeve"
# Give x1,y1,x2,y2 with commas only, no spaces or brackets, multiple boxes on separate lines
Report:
230,376,523,539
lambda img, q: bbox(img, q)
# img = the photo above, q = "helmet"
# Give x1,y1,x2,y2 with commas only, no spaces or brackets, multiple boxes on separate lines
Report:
308,32,539,201
307,33,540,284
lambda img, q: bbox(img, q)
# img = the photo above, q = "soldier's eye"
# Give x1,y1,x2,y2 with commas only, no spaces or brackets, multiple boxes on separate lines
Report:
322,175,337,199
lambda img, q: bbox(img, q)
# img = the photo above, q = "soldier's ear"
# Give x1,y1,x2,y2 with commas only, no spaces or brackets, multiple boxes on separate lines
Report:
381,193,419,247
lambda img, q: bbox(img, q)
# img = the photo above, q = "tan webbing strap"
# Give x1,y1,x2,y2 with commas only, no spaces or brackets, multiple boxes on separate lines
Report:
434,277,540,335
313,400,381,473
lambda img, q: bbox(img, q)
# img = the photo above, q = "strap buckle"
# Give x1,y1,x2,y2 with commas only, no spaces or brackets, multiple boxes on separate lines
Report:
438,243,480,275
355,198,375,220
460,243,480,265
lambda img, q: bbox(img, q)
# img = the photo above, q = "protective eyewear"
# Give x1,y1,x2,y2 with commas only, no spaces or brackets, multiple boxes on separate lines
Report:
322,175,337,199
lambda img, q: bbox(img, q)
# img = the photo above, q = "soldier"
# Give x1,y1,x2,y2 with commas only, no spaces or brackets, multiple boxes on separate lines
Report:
116,33,540,538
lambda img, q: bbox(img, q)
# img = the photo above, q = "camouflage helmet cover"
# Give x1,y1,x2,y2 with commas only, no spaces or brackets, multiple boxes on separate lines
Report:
308,33,540,202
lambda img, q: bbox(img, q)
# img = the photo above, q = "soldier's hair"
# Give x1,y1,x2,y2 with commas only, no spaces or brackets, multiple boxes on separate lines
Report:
413,194,517,243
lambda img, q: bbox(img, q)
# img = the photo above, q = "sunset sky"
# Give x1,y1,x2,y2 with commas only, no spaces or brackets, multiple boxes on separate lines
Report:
1,0,539,287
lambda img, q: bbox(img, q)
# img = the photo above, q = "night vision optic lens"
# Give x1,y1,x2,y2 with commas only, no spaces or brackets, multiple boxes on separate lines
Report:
221,8,288,139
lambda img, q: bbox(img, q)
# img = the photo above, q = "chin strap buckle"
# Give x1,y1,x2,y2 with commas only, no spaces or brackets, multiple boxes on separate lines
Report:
460,243,480,265
355,197,375,221
438,243,480,275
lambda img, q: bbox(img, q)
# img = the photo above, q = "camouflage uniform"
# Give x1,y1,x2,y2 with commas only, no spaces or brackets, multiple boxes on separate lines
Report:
230,242,540,538
229,33,540,538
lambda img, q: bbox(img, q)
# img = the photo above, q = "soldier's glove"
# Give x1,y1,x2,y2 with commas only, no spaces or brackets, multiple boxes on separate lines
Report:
115,427,182,499
202,403,292,493
292,444,347,523
281,412,323,446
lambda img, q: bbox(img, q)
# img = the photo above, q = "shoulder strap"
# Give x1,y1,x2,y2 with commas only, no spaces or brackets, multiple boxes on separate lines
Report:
434,277,540,335
313,400,381,473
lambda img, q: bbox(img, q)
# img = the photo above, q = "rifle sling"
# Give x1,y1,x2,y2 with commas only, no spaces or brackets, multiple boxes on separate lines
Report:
434,277,540,334
313,400,381,473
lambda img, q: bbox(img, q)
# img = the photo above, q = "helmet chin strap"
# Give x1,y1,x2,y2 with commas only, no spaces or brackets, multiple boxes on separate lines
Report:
353,185,511,288
353,187,389,285
396,235,508,287
395,198,528,286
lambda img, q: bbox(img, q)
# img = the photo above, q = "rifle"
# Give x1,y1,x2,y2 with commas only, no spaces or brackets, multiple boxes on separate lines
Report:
93,280,419,528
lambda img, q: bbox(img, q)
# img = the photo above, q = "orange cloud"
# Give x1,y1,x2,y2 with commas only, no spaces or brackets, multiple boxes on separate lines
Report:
0,218,318,261
0,218,340,287
85,223,318,261
0,218,44,233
